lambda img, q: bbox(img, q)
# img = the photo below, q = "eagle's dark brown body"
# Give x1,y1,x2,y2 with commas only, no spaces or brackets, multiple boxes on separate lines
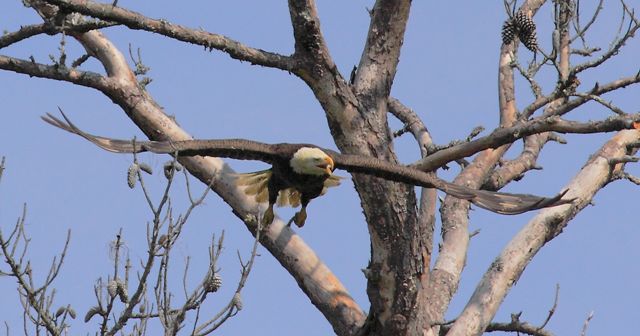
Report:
269,158,328,208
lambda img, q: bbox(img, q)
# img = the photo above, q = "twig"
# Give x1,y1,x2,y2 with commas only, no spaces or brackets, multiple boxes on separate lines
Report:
572,3,640,75
570,93,627,115
538,283,560,330
0,203,65,335
193,219,261,336
571,0,604,44
580,311,595,336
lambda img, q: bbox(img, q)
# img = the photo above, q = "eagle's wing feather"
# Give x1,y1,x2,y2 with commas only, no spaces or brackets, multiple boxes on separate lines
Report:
42,112,145,153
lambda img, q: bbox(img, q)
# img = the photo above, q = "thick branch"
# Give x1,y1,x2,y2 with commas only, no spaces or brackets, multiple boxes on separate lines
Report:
483,134,549,191
353,0,411,98
41,0,294,70
288,0,327,61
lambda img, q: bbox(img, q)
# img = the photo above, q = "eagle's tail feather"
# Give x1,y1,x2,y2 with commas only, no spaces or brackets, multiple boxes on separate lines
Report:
276,189,302,207
234,170,271,204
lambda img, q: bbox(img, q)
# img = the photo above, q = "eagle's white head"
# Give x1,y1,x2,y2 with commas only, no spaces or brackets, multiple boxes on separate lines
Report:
290,147,335,176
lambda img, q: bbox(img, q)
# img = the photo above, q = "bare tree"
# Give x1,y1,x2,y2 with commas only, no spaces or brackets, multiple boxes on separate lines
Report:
1,0,639,335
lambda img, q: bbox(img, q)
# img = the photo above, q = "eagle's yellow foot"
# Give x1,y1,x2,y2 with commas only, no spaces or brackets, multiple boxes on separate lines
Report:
291,208,307,228
262,205,275,226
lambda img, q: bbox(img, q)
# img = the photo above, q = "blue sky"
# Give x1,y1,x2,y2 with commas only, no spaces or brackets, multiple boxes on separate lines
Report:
1,1,639,335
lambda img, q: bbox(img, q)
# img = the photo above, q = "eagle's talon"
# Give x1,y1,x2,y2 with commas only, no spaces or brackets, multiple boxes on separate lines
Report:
262,205,275,226
286,216,295,227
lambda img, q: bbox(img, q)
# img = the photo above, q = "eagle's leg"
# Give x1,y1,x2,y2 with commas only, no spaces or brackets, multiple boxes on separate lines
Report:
291,206,307,228
262,184,279,226
289,197,310,228
262,203,275,225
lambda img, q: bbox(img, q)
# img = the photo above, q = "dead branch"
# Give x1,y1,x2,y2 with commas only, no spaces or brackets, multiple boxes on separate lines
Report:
0,54,112,89
571,0,604,45
580,311,595,336
571,4,640,75
569,93,628,115
411,113,640,172
538,283,560,330
0,193,71,336
388,97,434,155
483,134,549,191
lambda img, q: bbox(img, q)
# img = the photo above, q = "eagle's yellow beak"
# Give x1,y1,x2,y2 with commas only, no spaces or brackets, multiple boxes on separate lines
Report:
318,156,334,175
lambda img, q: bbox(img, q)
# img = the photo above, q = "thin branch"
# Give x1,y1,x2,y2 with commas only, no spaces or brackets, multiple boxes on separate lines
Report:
194,220,261,336
569,93,628,115
483,134,549,191
484,320,553,336
0,54,112,91
580,311,595,336
387,97,434,156
0,209,65,336
411,113,640,172
538,284,560,330
571,6,640,75
571,0,604,44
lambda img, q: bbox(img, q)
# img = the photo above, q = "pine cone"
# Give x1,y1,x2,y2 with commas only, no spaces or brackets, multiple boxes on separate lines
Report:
204,272,223,293
127,163,139,189
501,19,516,45
514,11,538,52
520,32,538,52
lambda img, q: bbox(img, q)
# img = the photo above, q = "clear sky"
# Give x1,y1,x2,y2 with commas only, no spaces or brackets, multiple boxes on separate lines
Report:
1,1,639,335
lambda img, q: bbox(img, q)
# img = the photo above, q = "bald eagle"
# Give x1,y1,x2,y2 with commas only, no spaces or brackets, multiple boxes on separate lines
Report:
234,147,341,227
42,113,572,227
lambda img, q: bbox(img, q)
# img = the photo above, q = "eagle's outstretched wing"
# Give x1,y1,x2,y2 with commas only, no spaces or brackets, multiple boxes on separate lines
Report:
42,111,283,163
327,151,573,214
44,112,573,215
